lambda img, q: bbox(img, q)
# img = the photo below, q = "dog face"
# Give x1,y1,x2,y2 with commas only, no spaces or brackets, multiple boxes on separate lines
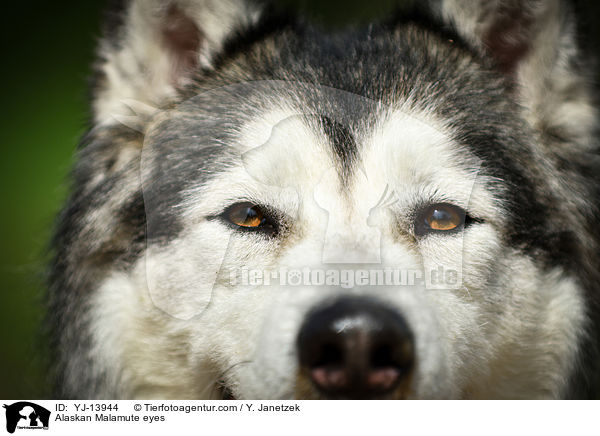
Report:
49,0,600,399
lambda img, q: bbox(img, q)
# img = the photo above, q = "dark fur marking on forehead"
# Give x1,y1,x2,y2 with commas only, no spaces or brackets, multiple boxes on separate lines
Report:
319,115,358,184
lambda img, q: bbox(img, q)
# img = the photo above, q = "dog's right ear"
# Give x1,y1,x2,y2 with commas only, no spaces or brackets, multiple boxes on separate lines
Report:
93,0,263,124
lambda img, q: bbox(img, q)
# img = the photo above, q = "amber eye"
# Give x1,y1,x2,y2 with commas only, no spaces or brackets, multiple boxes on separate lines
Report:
415,203,467,236
222,202,278,235
227,203,264,227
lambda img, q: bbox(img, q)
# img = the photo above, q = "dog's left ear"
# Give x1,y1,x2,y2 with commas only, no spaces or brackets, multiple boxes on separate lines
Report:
93,0,263,124
433,0,597,149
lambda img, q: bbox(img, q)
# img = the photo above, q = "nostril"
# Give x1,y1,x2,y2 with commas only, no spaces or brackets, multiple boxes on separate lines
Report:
371,343,395,368
366,367,401,392
311,367,348,391
305,342,348,391
371,341,412,370
368,343,410,392
313,342,344,368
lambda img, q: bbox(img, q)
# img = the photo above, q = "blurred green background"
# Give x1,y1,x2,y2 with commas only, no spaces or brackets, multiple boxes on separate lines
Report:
1,0,598,399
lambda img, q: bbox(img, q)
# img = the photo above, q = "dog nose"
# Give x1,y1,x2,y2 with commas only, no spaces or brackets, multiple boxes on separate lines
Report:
297,296,415,399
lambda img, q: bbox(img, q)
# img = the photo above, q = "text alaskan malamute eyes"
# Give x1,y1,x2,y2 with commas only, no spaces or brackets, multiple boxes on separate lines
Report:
221,202,279,236
414,203,471,237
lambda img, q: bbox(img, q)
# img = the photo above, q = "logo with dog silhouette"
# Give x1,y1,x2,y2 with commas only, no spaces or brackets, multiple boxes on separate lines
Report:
3,402,50,433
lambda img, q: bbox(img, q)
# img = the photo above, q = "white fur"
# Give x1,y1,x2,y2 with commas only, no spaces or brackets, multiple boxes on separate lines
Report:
89,97,586,398
82,0,592,399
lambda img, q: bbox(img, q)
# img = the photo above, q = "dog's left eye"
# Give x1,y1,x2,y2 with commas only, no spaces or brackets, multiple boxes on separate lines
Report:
414,203,470,236
221,202,278,236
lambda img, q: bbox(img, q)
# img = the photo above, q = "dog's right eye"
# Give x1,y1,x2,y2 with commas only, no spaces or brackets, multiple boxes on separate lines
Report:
221,202,278,236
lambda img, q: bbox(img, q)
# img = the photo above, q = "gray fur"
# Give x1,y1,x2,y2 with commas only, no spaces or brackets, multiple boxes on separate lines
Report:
49,0,600,398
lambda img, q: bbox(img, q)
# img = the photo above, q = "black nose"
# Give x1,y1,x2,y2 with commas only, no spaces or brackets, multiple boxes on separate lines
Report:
297,296,415,399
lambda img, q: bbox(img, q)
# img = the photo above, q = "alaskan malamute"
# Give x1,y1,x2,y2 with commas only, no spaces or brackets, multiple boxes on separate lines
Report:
49,0,600,399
